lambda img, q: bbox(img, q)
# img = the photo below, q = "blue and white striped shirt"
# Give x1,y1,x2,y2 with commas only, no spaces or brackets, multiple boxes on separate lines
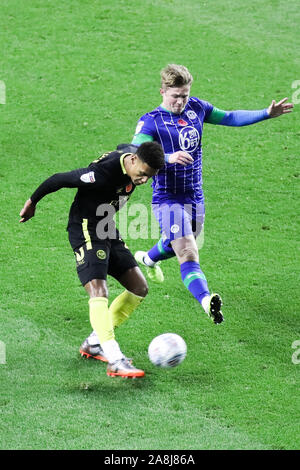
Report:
134,97,213,200
133,97,269,202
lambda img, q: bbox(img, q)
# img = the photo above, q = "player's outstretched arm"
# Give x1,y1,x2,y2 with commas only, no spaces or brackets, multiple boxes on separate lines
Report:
19,168,94,224
207,98,294,127
267,98,294,118
19,198,36,223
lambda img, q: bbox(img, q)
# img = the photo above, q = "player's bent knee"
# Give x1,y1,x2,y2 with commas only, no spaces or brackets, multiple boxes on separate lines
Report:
129,279,148,298
84,279,108,299
136,282,149,298
171,236,199,264
119,267,148,297
175,246,199,263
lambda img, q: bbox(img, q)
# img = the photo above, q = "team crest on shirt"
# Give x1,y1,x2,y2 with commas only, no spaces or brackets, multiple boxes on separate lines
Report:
186,110,197,120
178,126,200,153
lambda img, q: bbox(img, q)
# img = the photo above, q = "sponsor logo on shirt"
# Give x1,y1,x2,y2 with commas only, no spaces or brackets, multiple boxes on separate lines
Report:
178,119,188,126
178,126,200,153
80,171,95,183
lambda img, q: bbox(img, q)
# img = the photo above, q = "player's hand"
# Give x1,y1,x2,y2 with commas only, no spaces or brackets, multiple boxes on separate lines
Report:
267,98,294,118
168,151,194,165
19,199,36,223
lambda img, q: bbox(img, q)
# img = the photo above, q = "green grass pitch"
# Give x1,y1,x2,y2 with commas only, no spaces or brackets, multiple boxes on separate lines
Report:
0,0,299,450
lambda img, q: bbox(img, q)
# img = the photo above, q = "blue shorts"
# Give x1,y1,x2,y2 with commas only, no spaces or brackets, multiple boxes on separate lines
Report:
152,192,205,243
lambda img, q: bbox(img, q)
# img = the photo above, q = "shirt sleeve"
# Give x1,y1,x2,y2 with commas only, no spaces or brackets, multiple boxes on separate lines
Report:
132,113,157,145
205,106,270,126
198,99,214,121
131,133,154,146
30,167,105,204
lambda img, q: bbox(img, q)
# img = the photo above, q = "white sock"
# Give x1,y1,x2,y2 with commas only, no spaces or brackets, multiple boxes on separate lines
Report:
143,254,156,267
88,331,100,346
101,339,124,363
201,295,211,314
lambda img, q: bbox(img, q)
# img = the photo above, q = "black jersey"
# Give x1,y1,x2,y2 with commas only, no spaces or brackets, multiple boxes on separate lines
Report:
30,144,138,248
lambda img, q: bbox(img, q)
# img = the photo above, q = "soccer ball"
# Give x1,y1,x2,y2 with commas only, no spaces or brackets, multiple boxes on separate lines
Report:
148,333,187,368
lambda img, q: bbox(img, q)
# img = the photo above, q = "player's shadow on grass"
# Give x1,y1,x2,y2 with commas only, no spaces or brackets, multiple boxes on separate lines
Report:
62,357,150,395
62,356,215,399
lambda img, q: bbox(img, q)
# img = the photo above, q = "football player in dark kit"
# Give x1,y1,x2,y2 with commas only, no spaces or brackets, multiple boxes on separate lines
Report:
20,142,165,378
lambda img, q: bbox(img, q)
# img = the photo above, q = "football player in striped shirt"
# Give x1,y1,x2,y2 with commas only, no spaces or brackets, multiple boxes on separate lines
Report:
133,64,293,324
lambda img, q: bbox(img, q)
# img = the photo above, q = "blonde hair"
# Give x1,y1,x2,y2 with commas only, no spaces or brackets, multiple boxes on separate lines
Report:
160,64,193,89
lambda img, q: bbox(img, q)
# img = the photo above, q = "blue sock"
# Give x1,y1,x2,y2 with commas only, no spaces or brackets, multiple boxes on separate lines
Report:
180,261,210,304
148,238,175,263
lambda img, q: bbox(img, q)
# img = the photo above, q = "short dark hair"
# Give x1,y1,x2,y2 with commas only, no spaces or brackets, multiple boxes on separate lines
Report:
136,141,165,170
